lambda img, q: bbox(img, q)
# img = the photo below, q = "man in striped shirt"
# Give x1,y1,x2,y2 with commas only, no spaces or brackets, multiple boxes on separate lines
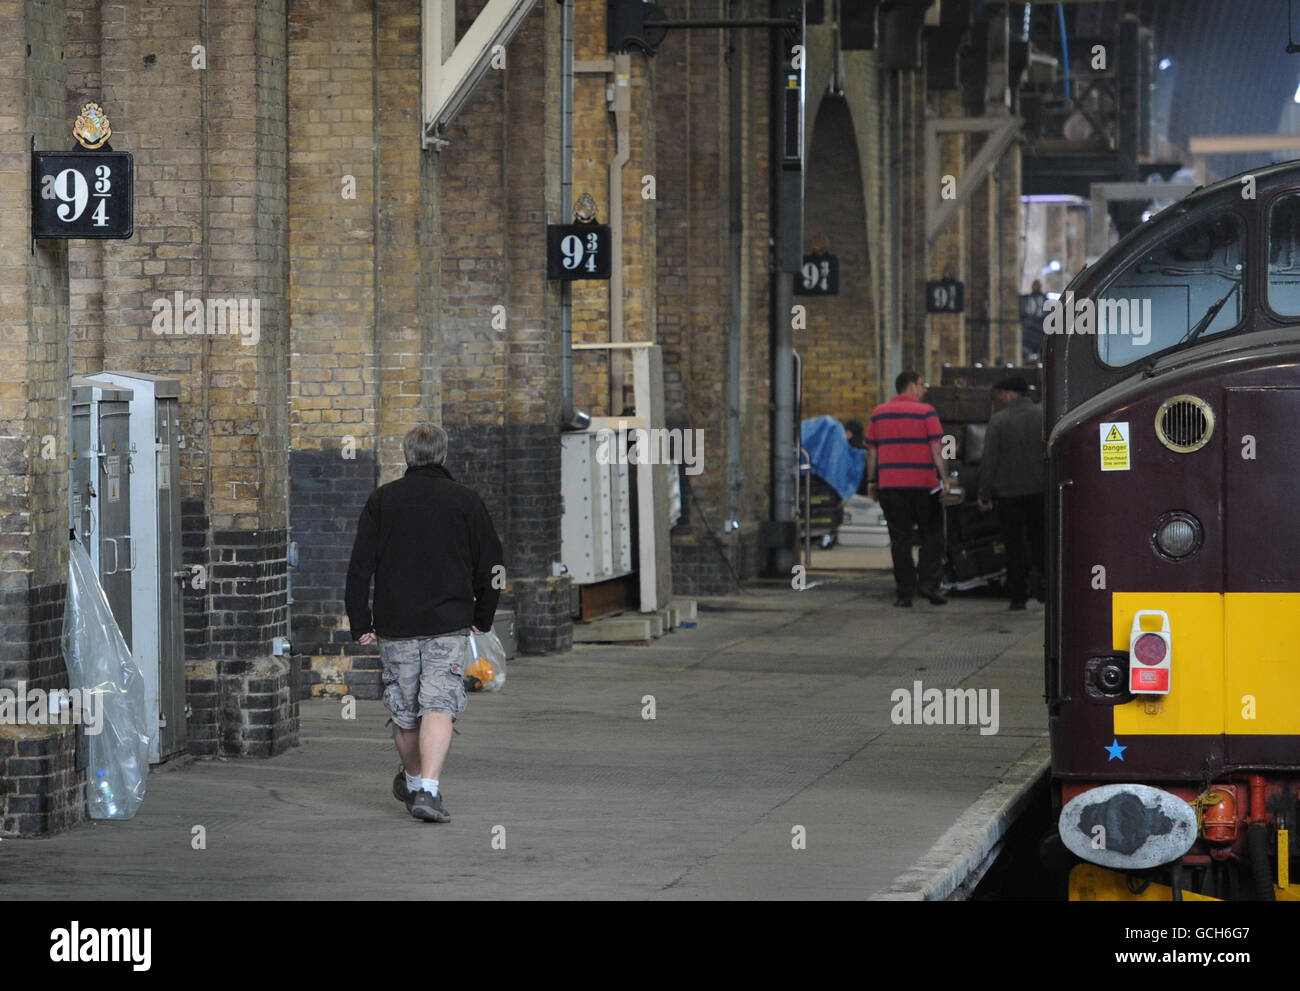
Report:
865,370,951,607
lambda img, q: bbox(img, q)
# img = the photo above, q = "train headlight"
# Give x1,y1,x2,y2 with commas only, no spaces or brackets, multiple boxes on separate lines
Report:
1128,610,1172,695
1098,662,1126,691
1083,654,1132,703
1152,511,1203,561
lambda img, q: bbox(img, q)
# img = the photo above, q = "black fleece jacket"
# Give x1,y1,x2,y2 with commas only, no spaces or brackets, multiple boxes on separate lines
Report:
345,464,504,639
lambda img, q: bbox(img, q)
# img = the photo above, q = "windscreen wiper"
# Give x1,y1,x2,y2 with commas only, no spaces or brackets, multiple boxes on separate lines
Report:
1181,282,1240,345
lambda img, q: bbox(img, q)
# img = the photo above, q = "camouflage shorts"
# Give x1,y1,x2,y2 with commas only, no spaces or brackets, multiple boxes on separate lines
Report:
379,630,471,728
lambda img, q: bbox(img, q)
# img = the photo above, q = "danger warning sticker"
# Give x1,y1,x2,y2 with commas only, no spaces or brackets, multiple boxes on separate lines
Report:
1100,421,1130,471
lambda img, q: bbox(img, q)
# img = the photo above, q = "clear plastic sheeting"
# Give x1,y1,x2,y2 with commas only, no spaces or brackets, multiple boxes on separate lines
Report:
62,539,150,819
464,630,507,693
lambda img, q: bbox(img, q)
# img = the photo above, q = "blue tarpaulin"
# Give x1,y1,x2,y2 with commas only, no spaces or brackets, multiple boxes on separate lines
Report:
800,415,865,500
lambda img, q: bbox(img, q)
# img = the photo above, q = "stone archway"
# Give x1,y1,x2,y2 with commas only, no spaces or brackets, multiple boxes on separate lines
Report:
798,94,876,429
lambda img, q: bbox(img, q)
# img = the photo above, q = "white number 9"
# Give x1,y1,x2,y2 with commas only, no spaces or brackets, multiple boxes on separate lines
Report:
801,261,819,290
55,168,89,223
560,234,584,270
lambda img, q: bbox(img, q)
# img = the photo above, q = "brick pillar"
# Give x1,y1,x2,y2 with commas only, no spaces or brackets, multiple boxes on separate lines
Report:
801,96,876,426
0,0,81,836
438,1,569,655
996,144,1023,362
287,0,379,699
288,0,445,696
97,0,295,757
503,0,570,653
928,88,967,366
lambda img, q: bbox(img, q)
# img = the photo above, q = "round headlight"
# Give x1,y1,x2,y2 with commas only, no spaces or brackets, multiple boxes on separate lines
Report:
1152,511,1203,561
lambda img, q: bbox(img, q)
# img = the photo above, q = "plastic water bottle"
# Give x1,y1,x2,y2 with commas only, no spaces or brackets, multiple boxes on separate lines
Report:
96,769,120,817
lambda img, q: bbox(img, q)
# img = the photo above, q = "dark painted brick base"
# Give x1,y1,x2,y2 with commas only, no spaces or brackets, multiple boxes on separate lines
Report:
0,579,68,695
188,656,299,758
210,527,288,659
671,527,762,596
0,578,84,836
0,726,83,837
444,424,506,527
181,497,210,658
513,576,573,654
289,449,376,655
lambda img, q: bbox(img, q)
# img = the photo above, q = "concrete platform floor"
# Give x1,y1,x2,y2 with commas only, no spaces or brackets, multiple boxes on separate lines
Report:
0,575,1047,900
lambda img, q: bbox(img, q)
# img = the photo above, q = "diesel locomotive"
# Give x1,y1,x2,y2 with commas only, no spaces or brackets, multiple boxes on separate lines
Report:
1045,160,1300,901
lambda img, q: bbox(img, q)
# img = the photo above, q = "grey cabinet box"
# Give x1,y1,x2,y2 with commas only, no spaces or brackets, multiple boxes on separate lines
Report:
88,372,186,764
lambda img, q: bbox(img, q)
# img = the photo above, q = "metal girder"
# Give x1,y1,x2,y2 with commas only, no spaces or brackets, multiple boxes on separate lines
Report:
1085,182,1199,259
925,115,1021,245
1188,133,1300,185
422,0,539,148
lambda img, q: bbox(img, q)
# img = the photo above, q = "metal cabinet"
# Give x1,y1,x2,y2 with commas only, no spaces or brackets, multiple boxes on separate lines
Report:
70,377,134,651
88,372,186,763
560,431,633,584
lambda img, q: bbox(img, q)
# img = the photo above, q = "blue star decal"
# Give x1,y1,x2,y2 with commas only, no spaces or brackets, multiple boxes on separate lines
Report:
1104,738,1127,762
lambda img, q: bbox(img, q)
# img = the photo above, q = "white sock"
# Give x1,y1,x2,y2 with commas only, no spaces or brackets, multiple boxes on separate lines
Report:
405,772,421,792
419,777,440,797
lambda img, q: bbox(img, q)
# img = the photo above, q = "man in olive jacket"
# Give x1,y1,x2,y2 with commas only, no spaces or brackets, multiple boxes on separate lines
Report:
345,424,503,822
977,376,1046,610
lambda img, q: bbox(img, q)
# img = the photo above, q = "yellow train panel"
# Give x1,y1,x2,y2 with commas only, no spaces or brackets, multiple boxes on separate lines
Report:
1112,592,1223,736
1223,593,1300,736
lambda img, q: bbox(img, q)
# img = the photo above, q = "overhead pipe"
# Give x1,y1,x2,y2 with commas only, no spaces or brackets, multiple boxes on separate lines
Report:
559,0,590,430
727,2,743,533
769,0,796,575
1056,3,1072,102
608,54,632,415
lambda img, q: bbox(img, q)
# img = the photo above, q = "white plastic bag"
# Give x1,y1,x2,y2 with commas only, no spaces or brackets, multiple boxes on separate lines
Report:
62,539,150,818
464,630,507,692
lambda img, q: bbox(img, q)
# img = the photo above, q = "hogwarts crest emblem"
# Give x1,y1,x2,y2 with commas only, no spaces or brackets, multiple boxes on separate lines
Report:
72,103,112,150
573,193,598,223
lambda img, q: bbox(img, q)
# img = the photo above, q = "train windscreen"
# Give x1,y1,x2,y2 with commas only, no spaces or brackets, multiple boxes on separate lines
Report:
1268,193,1300,315
1094,213,1244,368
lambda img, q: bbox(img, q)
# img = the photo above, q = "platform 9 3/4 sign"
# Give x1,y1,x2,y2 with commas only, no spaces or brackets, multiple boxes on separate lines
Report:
32,152,134,239
794,254,838,295
547,224,611,280
925,279,964,313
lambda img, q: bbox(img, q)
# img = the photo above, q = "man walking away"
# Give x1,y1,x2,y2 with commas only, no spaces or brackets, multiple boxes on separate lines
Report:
865,370,951,608
977,376,1047,610
345,425,504,822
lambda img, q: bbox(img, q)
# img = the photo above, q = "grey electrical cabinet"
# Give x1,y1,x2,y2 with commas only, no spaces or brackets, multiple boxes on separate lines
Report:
69,377,135,651
89,372,186,764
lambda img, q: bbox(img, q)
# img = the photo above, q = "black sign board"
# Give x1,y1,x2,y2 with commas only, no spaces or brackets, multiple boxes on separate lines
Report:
925,280,964,313
32,151,133,239
547,224,612,280
794,253,838,295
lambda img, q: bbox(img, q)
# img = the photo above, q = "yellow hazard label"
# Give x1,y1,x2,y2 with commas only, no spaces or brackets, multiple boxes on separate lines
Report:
1100,421,1130,471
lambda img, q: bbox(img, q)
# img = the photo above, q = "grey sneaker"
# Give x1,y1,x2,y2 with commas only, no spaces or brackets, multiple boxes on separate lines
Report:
410,789,450,823
393,769,413,809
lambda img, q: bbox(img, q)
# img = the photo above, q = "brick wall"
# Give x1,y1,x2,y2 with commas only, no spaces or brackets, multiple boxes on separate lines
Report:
287,0,383,697
927,88,967,367
436,0,571,654
0,0,79,837
653,3,773,595
799,95,875,428
59,0,297,764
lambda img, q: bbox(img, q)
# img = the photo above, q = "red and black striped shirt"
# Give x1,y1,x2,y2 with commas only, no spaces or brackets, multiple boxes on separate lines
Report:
865,396,944,490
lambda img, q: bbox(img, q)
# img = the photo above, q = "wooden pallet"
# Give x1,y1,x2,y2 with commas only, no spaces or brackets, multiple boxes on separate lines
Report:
572,599,698,643
573,613,656,644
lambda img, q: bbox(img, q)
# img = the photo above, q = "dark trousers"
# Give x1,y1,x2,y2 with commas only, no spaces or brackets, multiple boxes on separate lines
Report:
878,489,944,599
995,493,1046,604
